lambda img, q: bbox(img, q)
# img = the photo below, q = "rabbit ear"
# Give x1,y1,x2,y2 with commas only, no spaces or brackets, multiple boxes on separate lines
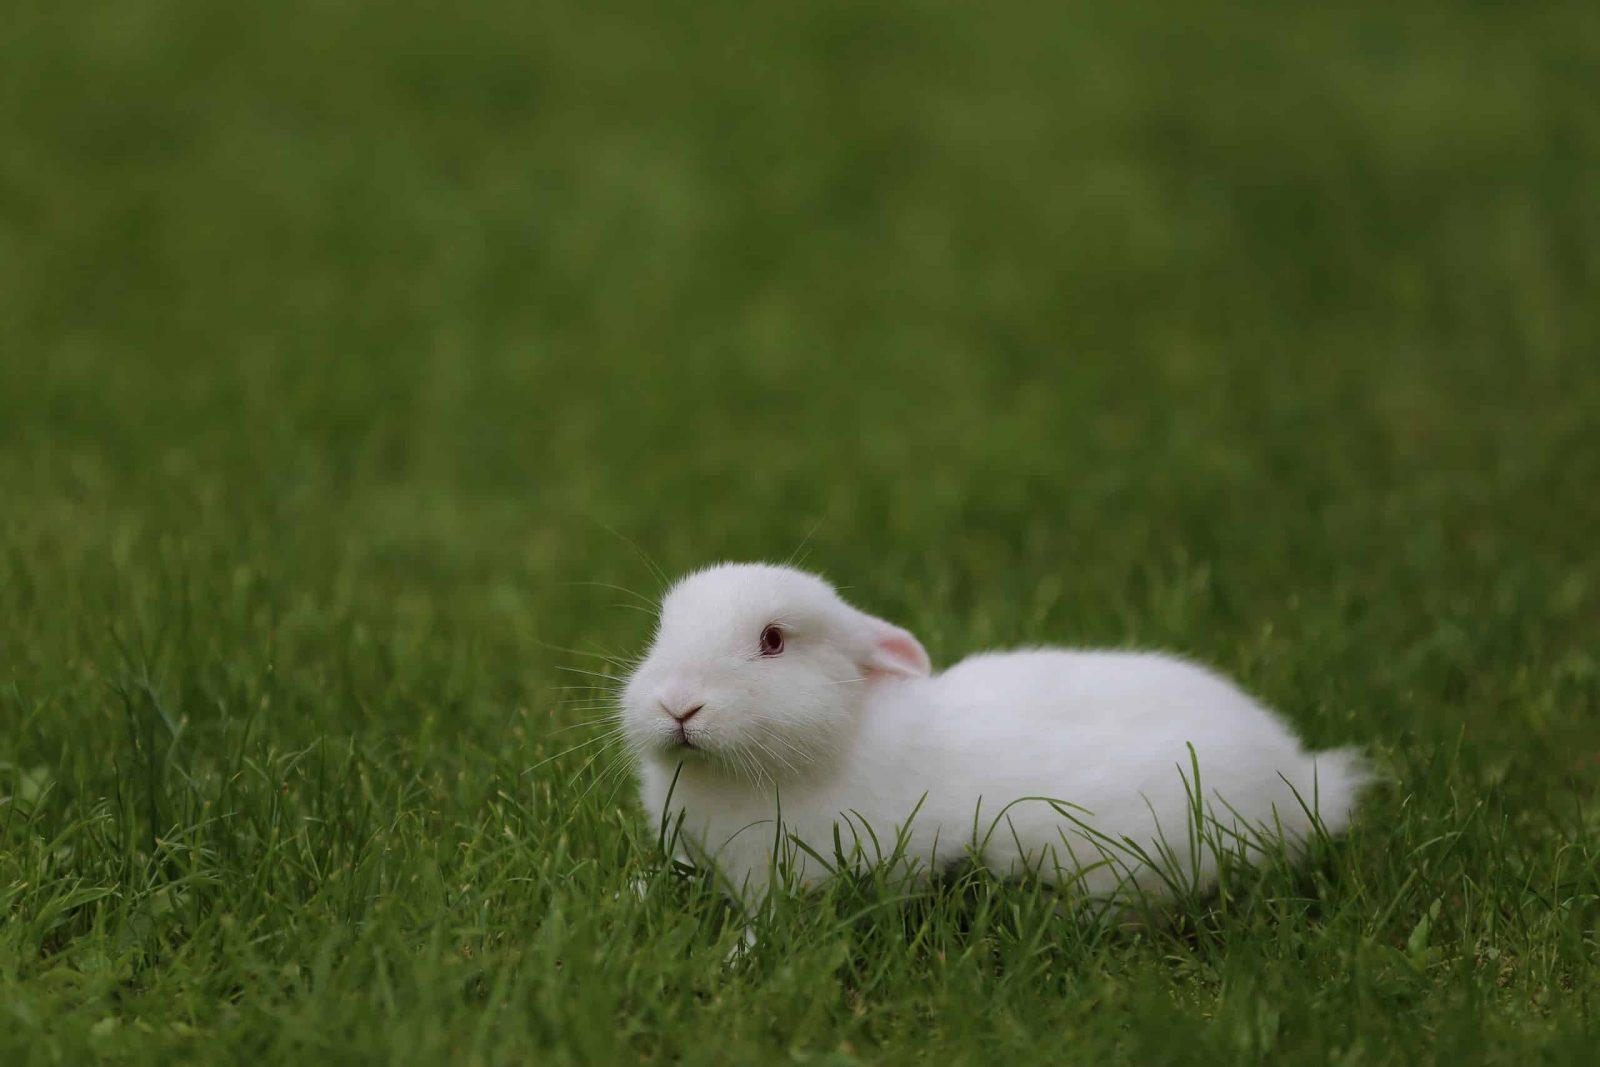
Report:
856,612,932,678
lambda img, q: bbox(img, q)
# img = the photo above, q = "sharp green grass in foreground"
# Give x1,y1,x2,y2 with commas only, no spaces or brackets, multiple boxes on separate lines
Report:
2,1,1598,1063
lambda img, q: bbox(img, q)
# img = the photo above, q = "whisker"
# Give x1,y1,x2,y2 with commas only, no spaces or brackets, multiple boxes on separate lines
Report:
546,697,623,711
760,727,814,765
576,745,634,806
558,579,658,608
553,664,628,683
529,637,636,667
570,739,633,798
523,729,630,774
784,515,825,570
546,716,624,737
587,751,640,810
748,735,798,779
737,745,771,789
594,521,670,590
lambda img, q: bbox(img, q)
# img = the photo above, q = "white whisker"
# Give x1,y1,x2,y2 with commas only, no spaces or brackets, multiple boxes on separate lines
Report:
557,579,657,608
553,664,626,681
523,728,630,774
546,716,624,737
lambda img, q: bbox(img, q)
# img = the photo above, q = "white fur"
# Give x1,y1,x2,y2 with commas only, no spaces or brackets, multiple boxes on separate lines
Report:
620,563,1368,909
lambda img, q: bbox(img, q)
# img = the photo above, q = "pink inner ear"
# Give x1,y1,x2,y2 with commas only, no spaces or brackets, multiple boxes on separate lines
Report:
878,634,922,670
871,631,931,678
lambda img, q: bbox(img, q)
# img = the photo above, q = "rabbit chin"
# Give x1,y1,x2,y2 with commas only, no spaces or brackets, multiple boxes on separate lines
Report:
640,729,785,779
637,723,729,763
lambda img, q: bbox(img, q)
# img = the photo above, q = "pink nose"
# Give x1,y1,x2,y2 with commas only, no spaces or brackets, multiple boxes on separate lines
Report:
662,702,703,724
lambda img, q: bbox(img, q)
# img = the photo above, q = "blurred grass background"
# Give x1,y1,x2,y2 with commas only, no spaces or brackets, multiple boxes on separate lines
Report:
2,1,1598,1064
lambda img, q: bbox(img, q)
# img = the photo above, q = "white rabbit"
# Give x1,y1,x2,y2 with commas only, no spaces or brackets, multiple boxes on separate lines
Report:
619,563,1368,910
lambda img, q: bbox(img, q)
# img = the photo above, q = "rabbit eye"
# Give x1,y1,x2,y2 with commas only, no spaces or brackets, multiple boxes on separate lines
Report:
758,624,785,656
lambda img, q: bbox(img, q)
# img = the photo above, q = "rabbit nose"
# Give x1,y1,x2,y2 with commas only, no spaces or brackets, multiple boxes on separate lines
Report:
662,702,703,724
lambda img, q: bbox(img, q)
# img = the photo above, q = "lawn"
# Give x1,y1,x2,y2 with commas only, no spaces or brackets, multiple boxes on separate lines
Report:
2,1,1598,1063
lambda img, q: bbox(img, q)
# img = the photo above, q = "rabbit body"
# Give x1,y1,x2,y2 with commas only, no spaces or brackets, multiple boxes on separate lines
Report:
621,564,1366,908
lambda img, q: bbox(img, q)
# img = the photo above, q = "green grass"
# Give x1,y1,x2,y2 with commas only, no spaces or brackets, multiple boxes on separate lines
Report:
3,0,1599,1062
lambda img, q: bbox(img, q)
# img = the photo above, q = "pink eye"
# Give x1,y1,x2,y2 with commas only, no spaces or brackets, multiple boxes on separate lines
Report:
759,624,785,656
